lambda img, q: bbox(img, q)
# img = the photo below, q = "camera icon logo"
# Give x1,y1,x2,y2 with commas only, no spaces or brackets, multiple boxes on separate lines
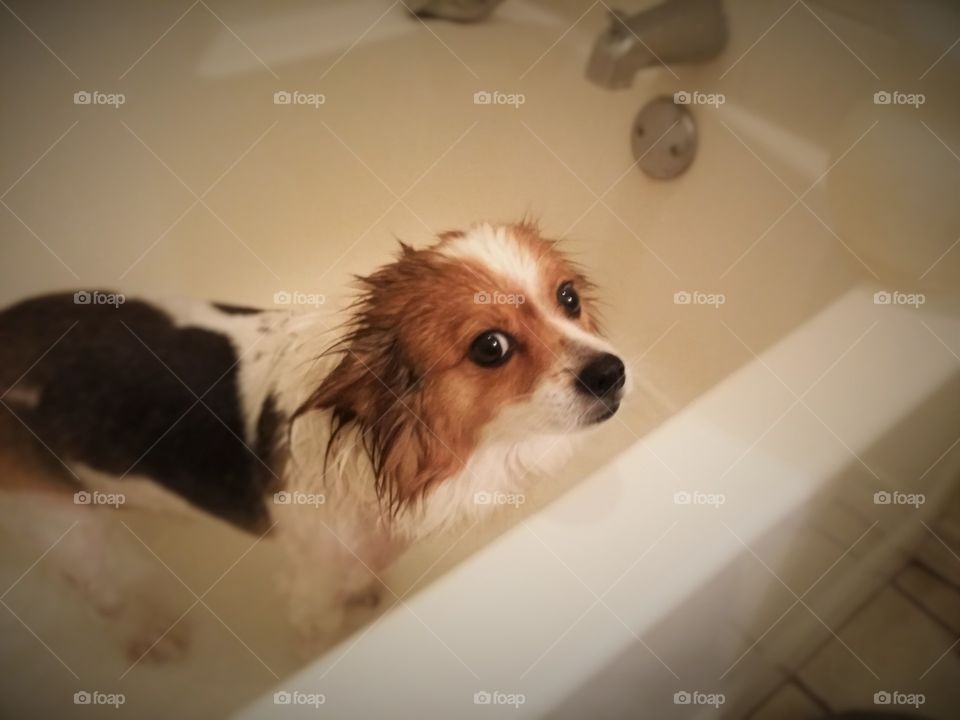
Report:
273,91,292,105
273,691,292,705
873,91,892,105
673,491,692,505
273,290,292,305
474,691,492,705
473,90,492,105
673,91,691,105
874,491,891,505
474,291,492,304
673,291,692,305
74,91,92,105
474,491,492,505
74,491,92,505
674,691,692,704
74,691,92,705
73,290,91,304
873,290,891,305
874,691,891,704
274,491,291,505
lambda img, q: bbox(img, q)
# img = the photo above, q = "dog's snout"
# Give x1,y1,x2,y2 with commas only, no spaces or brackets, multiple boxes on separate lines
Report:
576,353,626,398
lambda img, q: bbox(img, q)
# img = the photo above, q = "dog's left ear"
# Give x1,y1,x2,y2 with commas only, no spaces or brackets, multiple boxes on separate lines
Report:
295,247,464,514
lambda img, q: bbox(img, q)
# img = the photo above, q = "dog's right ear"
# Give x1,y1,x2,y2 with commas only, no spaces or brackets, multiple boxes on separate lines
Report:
295,323,462,516
293,245,464,515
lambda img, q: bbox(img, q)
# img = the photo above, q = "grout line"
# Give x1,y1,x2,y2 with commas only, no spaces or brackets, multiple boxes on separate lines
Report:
913,553,960,594
738,677,791,719
914,526,960,593
791,676,833,715
892,580,960,639
788,572,894,680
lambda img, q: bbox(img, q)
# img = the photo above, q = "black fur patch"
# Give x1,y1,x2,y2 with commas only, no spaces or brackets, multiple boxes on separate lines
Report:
0,293,278,533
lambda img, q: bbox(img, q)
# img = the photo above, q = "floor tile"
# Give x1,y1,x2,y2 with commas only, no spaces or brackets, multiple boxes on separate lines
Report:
896,563,960,635
747,681,824,720
914,525,960,590
798,586,960,719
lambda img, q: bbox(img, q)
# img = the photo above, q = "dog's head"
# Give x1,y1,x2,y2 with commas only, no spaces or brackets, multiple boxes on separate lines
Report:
299,221,629,515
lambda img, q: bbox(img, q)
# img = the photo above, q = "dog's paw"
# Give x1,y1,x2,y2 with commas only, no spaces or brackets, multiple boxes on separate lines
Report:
344,587,382,609
290,605,344,660
64,570,191,664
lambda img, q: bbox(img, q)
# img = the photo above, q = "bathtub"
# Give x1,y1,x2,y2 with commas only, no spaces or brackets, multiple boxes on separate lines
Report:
1,0,958,718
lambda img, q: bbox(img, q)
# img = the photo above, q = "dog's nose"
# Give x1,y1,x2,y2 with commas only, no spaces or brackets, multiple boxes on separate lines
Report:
576,353,626,398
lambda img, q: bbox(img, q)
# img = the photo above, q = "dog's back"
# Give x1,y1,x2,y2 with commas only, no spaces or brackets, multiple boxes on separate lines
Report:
0,293,280,532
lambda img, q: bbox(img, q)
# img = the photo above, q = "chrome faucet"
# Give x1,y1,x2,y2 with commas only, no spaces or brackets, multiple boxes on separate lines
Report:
586,0,729,89
406,0,505,22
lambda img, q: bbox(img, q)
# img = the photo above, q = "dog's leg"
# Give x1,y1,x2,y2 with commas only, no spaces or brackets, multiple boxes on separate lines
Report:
275,511,401,658
0,490,191,663
282,562,347,656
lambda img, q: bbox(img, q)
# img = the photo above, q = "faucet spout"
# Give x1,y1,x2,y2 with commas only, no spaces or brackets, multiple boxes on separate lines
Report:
407,0,505,22
586,0,729,89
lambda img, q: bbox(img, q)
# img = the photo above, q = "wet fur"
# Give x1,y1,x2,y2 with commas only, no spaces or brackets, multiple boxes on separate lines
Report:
0,221,628,656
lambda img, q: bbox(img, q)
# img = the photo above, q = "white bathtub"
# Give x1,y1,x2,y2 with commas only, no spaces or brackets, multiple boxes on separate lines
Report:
1,0,958,718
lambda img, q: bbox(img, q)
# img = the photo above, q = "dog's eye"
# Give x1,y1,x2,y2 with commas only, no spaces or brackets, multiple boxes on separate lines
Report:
557,281,581,318
468,330,513,367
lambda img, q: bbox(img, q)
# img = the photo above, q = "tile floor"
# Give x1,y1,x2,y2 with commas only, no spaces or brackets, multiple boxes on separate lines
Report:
743,489,960,720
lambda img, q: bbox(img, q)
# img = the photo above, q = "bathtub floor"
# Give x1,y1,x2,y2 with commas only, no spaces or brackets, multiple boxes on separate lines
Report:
0,501,294,718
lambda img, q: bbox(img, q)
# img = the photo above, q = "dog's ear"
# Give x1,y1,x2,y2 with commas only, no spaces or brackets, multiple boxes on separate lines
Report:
295,248,464,514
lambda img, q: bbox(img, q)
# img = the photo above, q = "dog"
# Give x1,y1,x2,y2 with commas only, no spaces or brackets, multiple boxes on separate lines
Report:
0,220,629,659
